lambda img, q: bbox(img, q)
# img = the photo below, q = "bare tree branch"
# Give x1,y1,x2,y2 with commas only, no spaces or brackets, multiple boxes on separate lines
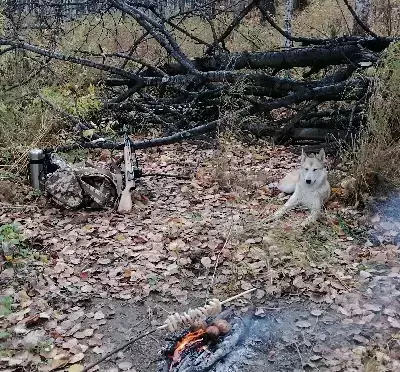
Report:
46,120,219,153
205,0,259,54
0,37,137,78
342,0,379,38
110,0,199,73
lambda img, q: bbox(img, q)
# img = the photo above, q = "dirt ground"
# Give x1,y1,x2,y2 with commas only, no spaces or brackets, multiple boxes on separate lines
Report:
1,140,400,372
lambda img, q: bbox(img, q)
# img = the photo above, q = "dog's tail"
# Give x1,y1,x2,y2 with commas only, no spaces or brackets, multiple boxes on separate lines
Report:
276,170,299,194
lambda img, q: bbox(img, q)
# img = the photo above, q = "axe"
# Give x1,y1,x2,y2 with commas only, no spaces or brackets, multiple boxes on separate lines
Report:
117,132,134,213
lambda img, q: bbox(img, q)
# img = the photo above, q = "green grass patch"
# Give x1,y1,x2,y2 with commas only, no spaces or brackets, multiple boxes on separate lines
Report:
0,296,13,317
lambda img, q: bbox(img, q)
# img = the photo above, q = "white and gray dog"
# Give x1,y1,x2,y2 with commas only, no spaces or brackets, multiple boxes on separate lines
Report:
266,148,331,227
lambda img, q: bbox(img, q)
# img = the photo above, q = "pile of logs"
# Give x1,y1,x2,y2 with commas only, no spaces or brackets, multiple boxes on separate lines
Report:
0,0,396,153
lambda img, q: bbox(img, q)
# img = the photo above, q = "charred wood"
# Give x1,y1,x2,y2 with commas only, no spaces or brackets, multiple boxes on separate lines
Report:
253,77,369,113
292,128,357,141
292,143,340,154
47,120,218,153
162,42,384,75
241,121,277,138
273,101,320,143
303,106,364,119
296,115,362,129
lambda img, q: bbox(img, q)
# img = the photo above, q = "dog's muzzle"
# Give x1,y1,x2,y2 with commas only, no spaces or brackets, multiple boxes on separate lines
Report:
306,180,312,184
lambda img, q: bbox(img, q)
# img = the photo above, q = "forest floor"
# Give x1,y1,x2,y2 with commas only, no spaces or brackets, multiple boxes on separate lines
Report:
1,140,400,372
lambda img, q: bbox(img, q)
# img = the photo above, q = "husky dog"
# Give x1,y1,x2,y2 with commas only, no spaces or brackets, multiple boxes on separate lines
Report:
266,148,331,227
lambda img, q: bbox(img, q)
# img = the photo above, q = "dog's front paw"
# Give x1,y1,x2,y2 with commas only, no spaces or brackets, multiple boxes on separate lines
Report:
265,211,282,223
264,216,275,224
300,220,309,228
300,219,314,229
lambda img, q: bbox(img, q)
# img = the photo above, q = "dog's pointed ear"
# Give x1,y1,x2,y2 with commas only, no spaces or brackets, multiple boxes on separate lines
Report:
317,148,326,162
301,148,307,163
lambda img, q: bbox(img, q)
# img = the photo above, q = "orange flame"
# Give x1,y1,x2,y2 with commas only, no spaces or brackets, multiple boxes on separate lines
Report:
170,329,206,365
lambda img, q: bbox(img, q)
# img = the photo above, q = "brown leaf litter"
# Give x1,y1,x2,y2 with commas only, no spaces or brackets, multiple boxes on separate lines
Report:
1,140,400,371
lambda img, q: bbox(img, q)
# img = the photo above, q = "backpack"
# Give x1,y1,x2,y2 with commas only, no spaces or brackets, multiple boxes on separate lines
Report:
44,154,123,210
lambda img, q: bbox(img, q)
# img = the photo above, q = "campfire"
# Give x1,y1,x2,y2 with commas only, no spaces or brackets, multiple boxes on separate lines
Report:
170,328,207,366
166,316,233,371
157,304,287,372
85,291,256,372
159,309,249,372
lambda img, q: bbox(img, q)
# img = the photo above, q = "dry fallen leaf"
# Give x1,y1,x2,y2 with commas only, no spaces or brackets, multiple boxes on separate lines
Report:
50,357,69,370
295,320,312,328
293,276,306,289
62,338,79,349
92,346,104,354
69,352,84,364
80,284,93,293
255,289,265,299
98,258,111,265
336,306,351,317
364,304,382,312
200,257,212,268
123,268,132,278
68,364,84,372
118,361,133,370
241,281,253,291
388,317,400,329
93,311,105,320
255,308,265,316
73,332,86,339
83,328,94,337
310,309,323,317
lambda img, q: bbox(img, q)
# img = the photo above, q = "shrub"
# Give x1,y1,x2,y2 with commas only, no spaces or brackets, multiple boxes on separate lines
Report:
351,42,400,199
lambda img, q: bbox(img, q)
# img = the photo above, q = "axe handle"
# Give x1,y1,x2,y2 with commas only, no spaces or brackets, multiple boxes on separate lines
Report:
117,135,134,212
117,187,133,212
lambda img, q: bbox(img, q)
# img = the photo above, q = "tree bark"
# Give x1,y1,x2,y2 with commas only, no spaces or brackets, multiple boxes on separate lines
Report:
47,120,219,153
353,0,372,36
283,0,294,49
292,128,356,141
258,0,276,23
254,77,369,113
160,42,385,75
293,0,309,11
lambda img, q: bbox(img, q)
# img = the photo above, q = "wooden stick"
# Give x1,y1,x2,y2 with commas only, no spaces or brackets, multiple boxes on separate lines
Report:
82,327,157,372
0,203,38,209
82,288,255,371
157,287,256,330
221,288,256,305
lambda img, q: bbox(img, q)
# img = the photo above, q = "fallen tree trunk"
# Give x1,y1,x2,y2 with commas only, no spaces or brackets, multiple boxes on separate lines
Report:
254,77,369,113
107,41,385,80
46,120,219,153
296,115,362,129
292,128,357,141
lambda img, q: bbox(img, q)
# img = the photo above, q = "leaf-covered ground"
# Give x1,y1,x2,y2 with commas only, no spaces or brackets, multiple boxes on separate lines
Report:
1,140,400,372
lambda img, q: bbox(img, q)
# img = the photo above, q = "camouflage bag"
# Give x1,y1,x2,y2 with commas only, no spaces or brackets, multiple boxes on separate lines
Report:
44,155,123,209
